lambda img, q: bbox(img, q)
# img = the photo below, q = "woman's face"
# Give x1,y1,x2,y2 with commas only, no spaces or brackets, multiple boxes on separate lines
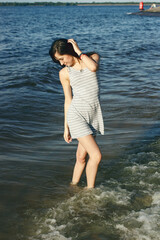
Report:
54,51,75,67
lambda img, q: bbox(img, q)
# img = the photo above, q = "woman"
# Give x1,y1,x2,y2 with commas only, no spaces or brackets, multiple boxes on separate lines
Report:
49,38,104,188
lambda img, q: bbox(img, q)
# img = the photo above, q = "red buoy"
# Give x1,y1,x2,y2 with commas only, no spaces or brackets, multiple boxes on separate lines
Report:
139,1,144,10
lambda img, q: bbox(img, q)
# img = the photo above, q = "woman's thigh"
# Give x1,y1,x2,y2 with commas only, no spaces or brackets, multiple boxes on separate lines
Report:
77,135,101,158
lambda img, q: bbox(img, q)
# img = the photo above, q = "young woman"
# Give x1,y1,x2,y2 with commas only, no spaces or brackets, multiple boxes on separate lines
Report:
49,38,104,188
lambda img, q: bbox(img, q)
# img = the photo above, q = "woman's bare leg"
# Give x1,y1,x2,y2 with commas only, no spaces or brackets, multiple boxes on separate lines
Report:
77,135,102,188
71,142,87,185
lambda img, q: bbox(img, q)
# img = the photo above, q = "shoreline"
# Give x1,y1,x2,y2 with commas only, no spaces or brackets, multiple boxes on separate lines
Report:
0,2,159,10
77,3,140,6
144,6,160,12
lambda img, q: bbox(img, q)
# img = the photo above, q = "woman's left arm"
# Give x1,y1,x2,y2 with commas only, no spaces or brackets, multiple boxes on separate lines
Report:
68,39,99,72
80,53,99,72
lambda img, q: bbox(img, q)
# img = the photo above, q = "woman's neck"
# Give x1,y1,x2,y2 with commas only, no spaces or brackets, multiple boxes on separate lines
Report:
72,58,85,70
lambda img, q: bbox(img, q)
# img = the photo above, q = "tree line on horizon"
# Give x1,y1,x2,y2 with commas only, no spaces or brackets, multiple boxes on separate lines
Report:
0,2,155,7
0,2,76,6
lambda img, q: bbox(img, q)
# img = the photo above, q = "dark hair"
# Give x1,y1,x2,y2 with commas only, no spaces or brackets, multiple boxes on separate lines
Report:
49,38,79,63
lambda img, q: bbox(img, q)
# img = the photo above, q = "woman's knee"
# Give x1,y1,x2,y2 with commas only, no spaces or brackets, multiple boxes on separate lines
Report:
91,150,102,165
76,151,86,164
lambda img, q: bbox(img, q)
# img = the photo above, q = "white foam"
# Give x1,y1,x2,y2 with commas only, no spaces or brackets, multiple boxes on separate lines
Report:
139,180,154,188
151,171,160,178
116,224,128,232
148,161,159,167
125,164,148,172
152,192,160,205
27,180,160,240
116,204,160,240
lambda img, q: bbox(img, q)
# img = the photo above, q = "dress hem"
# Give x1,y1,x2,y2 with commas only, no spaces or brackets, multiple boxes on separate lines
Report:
71,131,104,140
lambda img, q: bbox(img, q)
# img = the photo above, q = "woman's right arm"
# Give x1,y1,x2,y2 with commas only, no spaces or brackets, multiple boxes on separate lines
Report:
59,67,72,143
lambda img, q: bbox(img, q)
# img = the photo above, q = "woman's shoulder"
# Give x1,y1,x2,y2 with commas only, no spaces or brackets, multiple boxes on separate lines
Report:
59,66,67,73
59,67,70,82
59,66,69,76
89,53,100,63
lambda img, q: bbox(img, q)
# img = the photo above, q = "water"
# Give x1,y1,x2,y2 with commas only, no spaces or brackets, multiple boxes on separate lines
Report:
0,5,160,240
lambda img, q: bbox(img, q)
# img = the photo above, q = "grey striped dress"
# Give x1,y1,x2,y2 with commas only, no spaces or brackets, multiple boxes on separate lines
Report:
67,66,104,139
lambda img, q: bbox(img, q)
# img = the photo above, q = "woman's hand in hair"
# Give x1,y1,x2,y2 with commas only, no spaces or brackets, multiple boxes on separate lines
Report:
68,39,82,56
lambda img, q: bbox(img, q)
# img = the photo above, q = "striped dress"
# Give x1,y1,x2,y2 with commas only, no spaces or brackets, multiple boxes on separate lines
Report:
67,66,104,139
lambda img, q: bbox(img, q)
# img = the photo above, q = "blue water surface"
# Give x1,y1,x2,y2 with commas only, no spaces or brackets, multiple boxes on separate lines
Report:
0,5,160,240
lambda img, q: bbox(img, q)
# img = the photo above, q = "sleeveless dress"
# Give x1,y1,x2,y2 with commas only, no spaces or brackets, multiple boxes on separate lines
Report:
67,66,104,139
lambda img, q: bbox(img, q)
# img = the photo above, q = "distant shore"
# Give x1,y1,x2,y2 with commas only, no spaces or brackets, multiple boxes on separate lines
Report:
77,3,139,6
144,6,160,12
0,2,155,7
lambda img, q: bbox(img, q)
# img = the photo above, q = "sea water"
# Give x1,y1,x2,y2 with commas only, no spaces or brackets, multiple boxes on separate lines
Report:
0,5,160,240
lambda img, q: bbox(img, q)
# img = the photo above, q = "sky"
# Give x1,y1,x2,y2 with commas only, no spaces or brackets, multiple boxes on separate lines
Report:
0,0,159,3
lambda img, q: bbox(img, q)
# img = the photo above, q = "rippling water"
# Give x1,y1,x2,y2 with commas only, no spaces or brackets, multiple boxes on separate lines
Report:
0,5,160,240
